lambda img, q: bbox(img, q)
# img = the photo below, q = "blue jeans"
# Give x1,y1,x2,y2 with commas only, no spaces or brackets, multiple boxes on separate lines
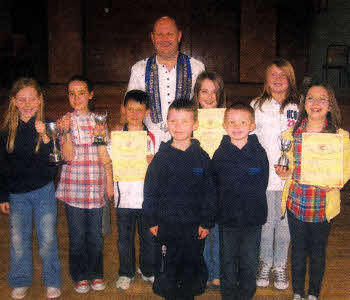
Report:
219,225,261,300
260,191,290,267
116,208,155,278
288,211,331,298
204,223,220,281
65,204,104,282
9,182,61,288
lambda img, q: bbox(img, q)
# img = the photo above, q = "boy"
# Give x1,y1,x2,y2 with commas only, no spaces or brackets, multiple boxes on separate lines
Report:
143,99,216,300
212,102,269,300
103,90,157,290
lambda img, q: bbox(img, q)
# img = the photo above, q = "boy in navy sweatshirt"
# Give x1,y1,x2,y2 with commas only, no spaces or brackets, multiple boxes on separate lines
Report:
143,99,216,300
212,103,269,300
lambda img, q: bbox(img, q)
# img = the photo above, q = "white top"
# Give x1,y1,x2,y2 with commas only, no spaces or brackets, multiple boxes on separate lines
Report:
127,54,205,150
251,98,299,191
107,131,156,209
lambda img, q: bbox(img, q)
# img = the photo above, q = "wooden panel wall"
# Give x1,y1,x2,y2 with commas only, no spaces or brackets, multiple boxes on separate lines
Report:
240,0,276,82
48,0,83,83
46,1,311,87
85,0,239,83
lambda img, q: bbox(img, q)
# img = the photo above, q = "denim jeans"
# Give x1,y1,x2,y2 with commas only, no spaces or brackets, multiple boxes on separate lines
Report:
288,211,331,298
65,204,104,282
8,182,61,288
116,208,155,278
204,223,220,281
259,191,290,268
219,224,261,300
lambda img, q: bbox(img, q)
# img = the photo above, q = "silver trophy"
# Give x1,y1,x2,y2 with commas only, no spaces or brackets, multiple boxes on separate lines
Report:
278,136,292,168
93,112,108,145
46,122,65,165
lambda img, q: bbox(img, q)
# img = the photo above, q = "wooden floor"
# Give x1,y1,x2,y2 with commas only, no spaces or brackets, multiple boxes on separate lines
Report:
0,192,350,300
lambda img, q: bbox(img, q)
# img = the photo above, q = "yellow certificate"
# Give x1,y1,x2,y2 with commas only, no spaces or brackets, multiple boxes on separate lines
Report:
111,131,148,181
193,108,226,158
300,133,343,188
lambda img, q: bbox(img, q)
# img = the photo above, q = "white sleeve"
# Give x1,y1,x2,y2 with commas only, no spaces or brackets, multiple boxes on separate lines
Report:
127,60,147,92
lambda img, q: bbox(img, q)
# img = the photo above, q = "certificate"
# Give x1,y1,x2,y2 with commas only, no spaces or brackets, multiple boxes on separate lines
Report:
300,133,343,188
193,108,226,158
111,131,148,181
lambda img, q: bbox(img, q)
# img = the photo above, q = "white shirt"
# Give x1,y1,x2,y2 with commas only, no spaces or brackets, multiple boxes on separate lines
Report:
127,54,205,150
251,98,299,191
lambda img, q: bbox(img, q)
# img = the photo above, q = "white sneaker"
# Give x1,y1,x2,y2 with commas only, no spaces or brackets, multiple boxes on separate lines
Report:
116,276,133,290
11,287,29,299
46,287,61,299
90,279,106,291
273,266,289,290
293,294,305,300
74,280,90,294
137,267,154,283
256,263,271,287
307,296,318,300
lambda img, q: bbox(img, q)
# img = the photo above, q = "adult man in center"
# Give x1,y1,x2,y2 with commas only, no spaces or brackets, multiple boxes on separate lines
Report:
127,16,205,151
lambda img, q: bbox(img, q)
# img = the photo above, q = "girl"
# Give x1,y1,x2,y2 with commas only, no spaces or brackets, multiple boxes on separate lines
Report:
276,83,350,300
0,77,61,299
56,75,113,294
192,71,226,289
251,58,299,290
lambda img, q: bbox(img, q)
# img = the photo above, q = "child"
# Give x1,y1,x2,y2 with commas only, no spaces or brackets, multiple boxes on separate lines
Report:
275,83,350,300
105,90,157,290
0,77,61,299
192,71,226,289
251,58,299,289
192,71,226,109
212,102,269,300
143,99,216,300
56,75,113,294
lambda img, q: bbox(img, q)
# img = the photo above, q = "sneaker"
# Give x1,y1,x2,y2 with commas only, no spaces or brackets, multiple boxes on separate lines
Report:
11,287,29,299
293,294,305,300
273,266,289,290
46,287,61,299
307,296,318,300
256,263,271,287
137,268,155,283
74,280,90,294
116,276,133,290
91,279,106,291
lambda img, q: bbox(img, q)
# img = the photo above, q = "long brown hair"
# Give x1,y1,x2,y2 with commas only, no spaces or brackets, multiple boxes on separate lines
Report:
2,77,44,153
253,58,299,113
292,82,341,136
192,71,226,108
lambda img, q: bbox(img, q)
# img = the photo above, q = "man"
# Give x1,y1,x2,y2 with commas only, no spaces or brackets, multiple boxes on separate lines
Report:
127,16,205,150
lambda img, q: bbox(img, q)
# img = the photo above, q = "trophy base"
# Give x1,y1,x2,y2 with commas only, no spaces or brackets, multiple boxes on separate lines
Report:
93,137,106,145
49,154,66,166
92,141,107,146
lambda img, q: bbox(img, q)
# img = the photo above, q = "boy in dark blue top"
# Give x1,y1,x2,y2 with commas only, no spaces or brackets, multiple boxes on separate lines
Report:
143,99,216,300
212,103,269,300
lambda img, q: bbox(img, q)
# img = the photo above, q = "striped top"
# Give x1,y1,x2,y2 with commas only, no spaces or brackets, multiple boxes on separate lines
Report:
56,112,105,209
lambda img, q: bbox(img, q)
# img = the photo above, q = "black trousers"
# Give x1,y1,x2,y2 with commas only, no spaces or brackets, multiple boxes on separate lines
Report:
219,224,261,300
153,223,207,298
288,210,331,298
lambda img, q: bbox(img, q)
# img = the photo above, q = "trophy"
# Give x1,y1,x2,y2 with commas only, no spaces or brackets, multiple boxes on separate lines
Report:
278,136,292,168
93,112,108,145
46,122,65,165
